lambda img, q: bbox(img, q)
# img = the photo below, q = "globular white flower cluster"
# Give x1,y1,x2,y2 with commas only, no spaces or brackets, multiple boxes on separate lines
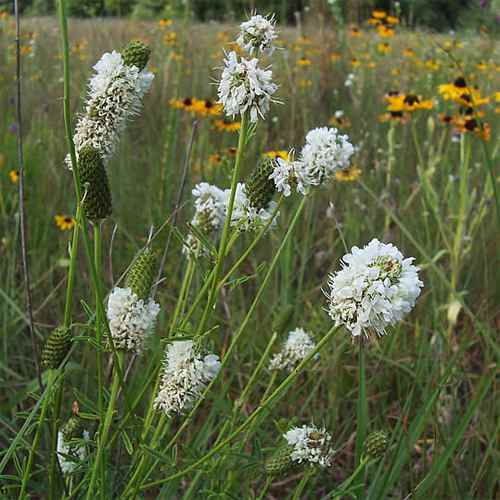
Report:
106,287,160,353
57,430,89,475
226,182,279,231
237,14,278,56
153,341,221,416
284,425,334,468
191,182,226,231
67,50,154,168
269,328,318,372
294,127,355,194
327,239,423,338
269,156,295,197
217,51,278,122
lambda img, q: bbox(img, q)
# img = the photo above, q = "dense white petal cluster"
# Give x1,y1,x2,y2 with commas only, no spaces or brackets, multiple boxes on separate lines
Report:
327,239,423,338
269,157,294,197
191,182,226,231
225,182,278,231
236,14,278,56
294,127,354,193
153,341,221,416
67,50,154,168
269,328,318,372
57,430,89,475
284,425,334,468
106,287,160,353
217,51,278,122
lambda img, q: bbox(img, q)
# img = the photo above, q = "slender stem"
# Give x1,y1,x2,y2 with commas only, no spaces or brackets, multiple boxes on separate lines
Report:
196,111,248,336
330,456,370,499
14,0,41,392
355,341,368,467
292,469,313,500
94,224,104,418
142,325,340,489
86,352,124,499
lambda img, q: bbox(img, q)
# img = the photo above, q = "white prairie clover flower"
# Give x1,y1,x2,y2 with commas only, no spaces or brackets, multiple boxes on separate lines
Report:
217,51,278,122
327,239,423,338
68,48,154,168
153,341,221,416
191,182,226,231
224,182,278,231
237,13,278,56
107,287,160,353
269,156,294,197
57,430,89,475
294,127,354,194
284,425,334,468
269,328,318,372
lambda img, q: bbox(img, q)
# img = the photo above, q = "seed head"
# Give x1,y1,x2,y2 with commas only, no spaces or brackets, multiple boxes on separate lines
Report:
121,40,151,71
125,247,156,300
365,430,389,459
41,326,71,370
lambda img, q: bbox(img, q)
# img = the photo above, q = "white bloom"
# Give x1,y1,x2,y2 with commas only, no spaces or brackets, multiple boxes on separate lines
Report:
191,182,226,231
57,430,89,475
344,73,355,87
269,328,318,372
269,156,294,197
67,50,154,168
107,287,160,353
236,14,278,56
294,127,354,194
223,182,278,231
217,51,278,122
327,239,423,338
284,425,334,468
153,340,221,416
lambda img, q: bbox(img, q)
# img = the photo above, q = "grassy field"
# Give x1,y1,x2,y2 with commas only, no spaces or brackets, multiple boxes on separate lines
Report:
1,9,499,499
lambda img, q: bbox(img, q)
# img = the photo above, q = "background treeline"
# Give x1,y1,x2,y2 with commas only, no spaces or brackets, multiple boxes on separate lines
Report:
1,0,499,31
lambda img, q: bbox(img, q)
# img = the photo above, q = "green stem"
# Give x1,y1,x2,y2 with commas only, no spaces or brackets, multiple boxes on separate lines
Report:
94,224,104,419
196,111,248,337
355,341,368,469
86,352,123,499
330,456,370,499
292,469,313,500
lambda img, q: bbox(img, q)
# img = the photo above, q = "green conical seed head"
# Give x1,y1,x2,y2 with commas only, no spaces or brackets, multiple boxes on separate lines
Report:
365,430,389,459
61,416,83,441
77,147,112,222
41,327,71,370
121,40,151,71
125,248,156,300
265,445,295,476
246,157,276,211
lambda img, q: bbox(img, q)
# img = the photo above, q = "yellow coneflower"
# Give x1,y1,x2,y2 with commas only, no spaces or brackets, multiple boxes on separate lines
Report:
349,26,362,37
170,51,183,62
159,18,172,28
377,42,391,54
297,56,312,66
208,153,223,166
386,93,433,112
438,77,489,107
377,25,395,37
163,32,177,46
226,147,238,157
454,117,490,141
403,47,416,57
386,15,400,25
367,61,377,69
378,110,408,123
330,52,341,62
213,118,241,133
351,57,361,68
476,61,487,71
9,169,19,183
372,10,387,19
367,18,381,26
335,165,361,182
329,114,351,129
425,59,439,71
170,97,196,112
192,98,223,117
264,150,289,161
54,215,76,231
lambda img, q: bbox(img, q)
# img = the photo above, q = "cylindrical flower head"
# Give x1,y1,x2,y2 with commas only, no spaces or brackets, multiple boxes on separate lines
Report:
284,424,334,468
41,326,71,369
237,13,278,56
365,430,389,459
57,418,89,475
294,127,355,194
107,287,160,353
121,40,151,71
327,239,423,338
217,51,278,122
125,247,156,300
246,156,277,211
78,146,112,222
153,341,221,416
265,445,295,475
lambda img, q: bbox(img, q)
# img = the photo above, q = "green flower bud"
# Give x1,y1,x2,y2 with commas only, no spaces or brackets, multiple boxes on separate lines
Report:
121,40,151,71
41,326,71,370
125,247,156,300
246,157,276,211
365,430,389,460
78,147,112,222
265,445,295,475
61,416,83,441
